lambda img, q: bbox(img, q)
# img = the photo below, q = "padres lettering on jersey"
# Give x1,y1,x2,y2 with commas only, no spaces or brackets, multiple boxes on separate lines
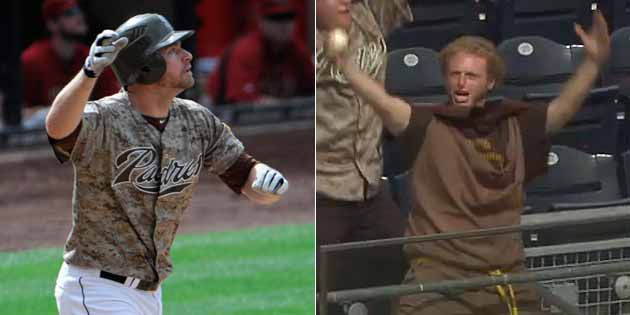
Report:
112,147,203,196
316,35,387,84
55,91,244,283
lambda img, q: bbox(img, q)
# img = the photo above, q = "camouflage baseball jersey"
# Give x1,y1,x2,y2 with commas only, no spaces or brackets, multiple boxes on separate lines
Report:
52,91,243,284
316,0,412,201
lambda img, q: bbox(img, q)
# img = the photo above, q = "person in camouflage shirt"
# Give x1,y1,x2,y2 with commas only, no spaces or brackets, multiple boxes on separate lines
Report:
316,0,413,314
46,14,289,315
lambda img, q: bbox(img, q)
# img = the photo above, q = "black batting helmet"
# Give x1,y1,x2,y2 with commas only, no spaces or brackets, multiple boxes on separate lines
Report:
111,13,194,86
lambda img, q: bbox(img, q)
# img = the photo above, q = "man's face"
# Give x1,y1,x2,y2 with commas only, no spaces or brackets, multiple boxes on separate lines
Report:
158,42,194,90
48,8,88,40
316,0,352,31
261,14,295,44
444,52,496,108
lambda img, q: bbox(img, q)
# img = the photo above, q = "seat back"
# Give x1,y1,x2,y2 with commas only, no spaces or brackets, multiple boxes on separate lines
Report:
525,86,619,154
496,36,573,99
498,0,593,44
525,145,624,211
387,0,496,51
385,47,445,99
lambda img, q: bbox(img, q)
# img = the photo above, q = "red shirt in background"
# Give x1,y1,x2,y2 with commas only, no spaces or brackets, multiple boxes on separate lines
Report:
194,0,257,59
195,0,309,59
207,31,314,105
291,0,308,46
21,39,119,108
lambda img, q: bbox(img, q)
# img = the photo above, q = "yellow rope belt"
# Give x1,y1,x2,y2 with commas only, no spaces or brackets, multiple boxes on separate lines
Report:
489,269,519,315
411,258,519,315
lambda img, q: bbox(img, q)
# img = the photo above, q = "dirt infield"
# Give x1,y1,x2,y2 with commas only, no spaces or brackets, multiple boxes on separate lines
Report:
0,128,314,252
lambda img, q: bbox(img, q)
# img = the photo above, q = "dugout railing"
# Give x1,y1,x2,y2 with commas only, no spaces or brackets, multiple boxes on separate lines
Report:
0,96,314,150
318,205,630,315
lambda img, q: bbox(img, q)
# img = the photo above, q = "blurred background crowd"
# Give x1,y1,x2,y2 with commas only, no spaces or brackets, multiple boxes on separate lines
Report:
0,0,315,135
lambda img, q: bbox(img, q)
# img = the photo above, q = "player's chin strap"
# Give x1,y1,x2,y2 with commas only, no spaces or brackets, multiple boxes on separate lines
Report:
489,269,519,315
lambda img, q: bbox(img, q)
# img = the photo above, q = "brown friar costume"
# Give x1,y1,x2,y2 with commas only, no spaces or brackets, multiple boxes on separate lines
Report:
397,98,552,315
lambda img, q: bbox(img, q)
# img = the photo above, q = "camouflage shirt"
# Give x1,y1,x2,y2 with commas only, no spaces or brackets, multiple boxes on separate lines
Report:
316,0,412,201
52,91,243,283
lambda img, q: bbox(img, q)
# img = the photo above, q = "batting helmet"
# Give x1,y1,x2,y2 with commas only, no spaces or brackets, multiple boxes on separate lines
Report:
111,13,194,86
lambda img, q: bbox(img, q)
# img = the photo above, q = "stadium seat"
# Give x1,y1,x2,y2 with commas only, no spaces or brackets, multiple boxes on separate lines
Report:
521,199,630,246
387,170,413,217
524,145,630,247
382,132,408,178
387,0,497,52
523,85,620,154
611,0,630,29
597,0,630,30
384,47,448,104
497,0,593,45
605,27,630,96
496,36,574,99
383,47,445,200
569,45,586,72
605,27,630,153
568,43,610,87
525,145,627,212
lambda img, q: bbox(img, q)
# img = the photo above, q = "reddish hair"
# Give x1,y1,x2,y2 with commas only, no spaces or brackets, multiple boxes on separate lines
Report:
439,36,506,85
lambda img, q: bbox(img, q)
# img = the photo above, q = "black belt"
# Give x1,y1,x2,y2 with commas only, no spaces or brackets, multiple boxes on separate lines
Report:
99,270,159,291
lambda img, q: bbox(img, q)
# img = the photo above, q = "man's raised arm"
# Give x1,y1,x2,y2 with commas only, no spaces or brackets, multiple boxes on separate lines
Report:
328,33,412,136
546,11,610,134
46,31,127,139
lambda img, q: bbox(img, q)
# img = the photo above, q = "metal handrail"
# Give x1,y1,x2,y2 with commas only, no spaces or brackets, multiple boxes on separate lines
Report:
326,261,630,303
318,205,630,315
320,205,630,253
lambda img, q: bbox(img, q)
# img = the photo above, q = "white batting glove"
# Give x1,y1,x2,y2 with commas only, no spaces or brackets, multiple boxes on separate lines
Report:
83,30,129,78
251,163,289,195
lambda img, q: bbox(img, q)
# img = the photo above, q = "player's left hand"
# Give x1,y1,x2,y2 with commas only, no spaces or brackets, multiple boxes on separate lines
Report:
251,163,289,195
575,11,610,66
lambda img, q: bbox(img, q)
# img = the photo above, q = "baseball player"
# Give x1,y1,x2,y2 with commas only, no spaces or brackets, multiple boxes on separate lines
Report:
46,14,289,315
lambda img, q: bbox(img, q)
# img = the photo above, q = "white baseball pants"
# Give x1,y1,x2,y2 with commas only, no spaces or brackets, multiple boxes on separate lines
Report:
55,262,162,315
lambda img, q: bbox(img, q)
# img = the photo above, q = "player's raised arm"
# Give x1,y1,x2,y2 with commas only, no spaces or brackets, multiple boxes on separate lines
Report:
242,163,289,205
326,30,412,136
546,11,610,134
45,31,128,139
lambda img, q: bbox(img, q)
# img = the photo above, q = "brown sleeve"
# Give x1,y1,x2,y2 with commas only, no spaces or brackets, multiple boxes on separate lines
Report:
517,103,552,183
219,152,258,194
47,121,82,163
397,105,435,169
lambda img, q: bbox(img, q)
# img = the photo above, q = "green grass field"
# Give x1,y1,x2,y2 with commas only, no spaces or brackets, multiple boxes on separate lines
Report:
0,224,315,315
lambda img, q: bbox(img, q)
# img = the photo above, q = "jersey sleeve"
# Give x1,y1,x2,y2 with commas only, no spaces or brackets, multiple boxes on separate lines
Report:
218,152,258,194
66,102,106,166
48,121,82,163
517,103,551,182
201,109,245,175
